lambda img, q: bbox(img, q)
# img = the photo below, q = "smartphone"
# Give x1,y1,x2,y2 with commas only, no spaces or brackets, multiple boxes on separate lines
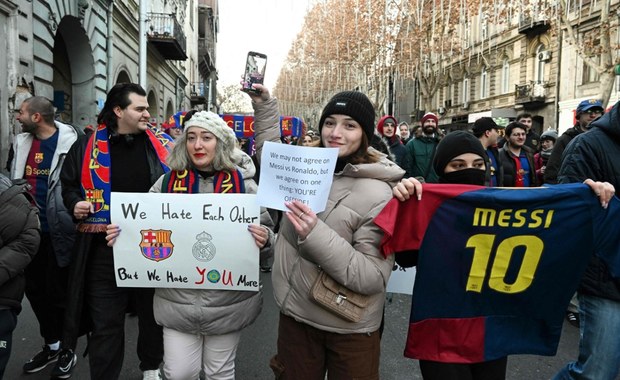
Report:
242,51,267,94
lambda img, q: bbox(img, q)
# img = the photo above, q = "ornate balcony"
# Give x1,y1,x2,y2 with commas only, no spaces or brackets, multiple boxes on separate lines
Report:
515,82,547,109
190,82,208,105
198,37,216,78
518,16,550,36
147,12,187,60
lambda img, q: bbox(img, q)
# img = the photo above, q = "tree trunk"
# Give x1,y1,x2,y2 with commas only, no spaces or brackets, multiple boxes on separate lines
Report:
598,71,616,108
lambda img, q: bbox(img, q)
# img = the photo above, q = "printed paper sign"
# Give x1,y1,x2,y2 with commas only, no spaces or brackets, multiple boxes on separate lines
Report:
257,141,338,212
111,192,260,291
387,264,416,295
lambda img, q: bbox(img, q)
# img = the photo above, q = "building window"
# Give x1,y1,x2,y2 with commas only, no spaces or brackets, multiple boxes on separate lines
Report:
582,39,600,84
480,67,488,98
535,44,546,84
462,78,470,103
501,58,510,94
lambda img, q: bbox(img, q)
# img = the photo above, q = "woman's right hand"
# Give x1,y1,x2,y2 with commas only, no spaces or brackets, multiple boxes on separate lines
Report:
106,224,121,247
393,177,423,202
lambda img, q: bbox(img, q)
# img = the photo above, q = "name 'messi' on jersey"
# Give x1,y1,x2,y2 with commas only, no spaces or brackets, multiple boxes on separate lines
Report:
472,208,554,229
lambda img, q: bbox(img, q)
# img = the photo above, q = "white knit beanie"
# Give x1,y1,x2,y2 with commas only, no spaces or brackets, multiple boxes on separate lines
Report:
183,111,236,149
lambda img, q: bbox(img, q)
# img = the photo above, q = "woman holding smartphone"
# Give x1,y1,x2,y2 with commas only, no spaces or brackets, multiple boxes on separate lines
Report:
249,84,404,380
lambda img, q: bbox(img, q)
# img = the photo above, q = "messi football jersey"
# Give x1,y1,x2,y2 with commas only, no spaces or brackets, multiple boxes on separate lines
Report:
374,183,620,363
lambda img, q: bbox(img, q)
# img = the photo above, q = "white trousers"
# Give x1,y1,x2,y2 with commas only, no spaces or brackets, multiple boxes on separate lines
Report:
162,327,242,380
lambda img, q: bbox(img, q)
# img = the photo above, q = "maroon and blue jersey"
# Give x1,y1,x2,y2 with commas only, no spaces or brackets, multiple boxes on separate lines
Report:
23,130,59,232
375,183,620,363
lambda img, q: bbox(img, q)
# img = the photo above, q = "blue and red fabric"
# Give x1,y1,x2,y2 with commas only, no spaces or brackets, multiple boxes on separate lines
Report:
161,169,245,194
79,124,174,232
374,183,620,363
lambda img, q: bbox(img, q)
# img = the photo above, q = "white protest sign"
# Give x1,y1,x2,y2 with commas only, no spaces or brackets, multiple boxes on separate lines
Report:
257,141,338,212
386,264,416,295
111,192,260,291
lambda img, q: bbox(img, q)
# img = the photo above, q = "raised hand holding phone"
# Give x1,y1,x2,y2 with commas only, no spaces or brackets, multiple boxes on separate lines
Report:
242,51,267,95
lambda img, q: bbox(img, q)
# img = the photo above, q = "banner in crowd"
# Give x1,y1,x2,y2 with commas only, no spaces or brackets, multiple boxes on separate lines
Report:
220,114,304,138
257,141,338,212
375,183,620,363
110,192,260,291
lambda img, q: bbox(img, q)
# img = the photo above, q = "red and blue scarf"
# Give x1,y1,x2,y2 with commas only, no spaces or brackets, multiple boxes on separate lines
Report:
161,168,245,194
79,124,174,232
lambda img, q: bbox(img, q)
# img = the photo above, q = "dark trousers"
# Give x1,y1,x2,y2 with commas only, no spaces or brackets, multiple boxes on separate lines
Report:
419,357,508,380
0,309,18,379
85,240,163,380
270,313,380,380
24,233,68,345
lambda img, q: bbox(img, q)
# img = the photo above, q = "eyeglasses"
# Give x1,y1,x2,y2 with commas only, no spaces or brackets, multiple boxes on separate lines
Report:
584,109,603,115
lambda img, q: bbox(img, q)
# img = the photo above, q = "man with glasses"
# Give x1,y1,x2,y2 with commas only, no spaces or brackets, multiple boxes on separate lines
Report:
545,99,604,184
498,121,538,187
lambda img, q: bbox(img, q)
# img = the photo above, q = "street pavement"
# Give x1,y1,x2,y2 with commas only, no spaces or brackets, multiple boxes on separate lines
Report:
5,271,614,380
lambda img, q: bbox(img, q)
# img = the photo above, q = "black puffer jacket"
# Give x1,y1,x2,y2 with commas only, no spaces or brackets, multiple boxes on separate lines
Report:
544,124,584,184
0,175,40,313
558,101,620,301
498,145,538,187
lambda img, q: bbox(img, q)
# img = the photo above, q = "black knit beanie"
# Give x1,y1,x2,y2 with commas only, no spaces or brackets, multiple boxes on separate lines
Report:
318,91,375,141
433,130,487,175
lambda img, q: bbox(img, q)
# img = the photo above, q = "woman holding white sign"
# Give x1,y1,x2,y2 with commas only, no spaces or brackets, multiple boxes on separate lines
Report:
250,84,405,379
107,110,275,380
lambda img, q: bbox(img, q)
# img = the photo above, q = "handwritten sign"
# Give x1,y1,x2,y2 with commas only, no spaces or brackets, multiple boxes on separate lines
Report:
110,192,260,291
257,142,338,212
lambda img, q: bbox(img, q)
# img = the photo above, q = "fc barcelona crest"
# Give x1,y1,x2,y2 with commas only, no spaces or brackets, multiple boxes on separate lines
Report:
84,188,108,213
34,153,44,164
140,229,174,262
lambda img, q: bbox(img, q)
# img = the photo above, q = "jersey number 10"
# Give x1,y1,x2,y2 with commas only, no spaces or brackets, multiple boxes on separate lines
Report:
465,234,543,294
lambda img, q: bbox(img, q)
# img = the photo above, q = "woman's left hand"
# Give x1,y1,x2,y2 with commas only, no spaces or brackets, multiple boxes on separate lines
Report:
248,224,270,248
584,178,615,209
285,201,317,240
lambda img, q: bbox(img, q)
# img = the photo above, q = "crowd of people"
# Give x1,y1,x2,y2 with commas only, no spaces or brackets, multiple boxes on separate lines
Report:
2,80,618,380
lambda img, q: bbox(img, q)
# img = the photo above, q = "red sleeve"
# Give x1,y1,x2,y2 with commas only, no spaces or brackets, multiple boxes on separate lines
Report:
374,184,479,257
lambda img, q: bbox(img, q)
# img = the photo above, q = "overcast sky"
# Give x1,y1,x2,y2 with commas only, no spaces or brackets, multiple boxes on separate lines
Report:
216,0,311,89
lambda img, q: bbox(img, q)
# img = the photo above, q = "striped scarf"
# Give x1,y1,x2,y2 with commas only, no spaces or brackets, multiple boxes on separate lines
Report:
79,124,174,232
161,168,245,194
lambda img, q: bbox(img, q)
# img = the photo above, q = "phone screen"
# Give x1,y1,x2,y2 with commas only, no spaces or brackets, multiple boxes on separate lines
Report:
242,52,267,93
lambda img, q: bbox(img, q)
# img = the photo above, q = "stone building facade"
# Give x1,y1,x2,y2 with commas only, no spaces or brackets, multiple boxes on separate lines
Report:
0,0,219,173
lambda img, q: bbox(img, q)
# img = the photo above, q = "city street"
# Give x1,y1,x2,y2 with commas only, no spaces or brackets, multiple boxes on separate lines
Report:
5,271,610,380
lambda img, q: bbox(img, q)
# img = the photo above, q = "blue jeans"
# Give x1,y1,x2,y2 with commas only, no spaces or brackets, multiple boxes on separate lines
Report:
553,294,620,380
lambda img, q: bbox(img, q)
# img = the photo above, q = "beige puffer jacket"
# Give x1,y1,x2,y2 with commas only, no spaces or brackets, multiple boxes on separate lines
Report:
150,152,275,336
253,97,404,334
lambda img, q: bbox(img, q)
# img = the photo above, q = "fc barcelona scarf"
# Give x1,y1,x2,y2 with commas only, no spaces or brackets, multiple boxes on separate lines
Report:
79,124,174,232
161,168,245,194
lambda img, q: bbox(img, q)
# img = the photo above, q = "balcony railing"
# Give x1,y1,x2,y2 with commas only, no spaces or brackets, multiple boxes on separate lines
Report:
518,16,550,36
190,82,208,105
198,37,216,77
515,81,547,108
147,12,187,60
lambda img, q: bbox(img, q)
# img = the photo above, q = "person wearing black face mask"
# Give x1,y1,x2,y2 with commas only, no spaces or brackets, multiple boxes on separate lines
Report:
382,131,507,379
432,131,488,186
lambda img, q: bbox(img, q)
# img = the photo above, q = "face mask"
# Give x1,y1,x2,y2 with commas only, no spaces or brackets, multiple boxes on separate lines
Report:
439,168,486,186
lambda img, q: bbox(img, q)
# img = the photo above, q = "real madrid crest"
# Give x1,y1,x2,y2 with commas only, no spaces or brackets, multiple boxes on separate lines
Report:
193,231,216,262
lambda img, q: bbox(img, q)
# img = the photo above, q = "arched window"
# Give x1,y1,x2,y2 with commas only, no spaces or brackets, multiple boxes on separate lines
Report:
501,58,510,94
536,44,546,84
